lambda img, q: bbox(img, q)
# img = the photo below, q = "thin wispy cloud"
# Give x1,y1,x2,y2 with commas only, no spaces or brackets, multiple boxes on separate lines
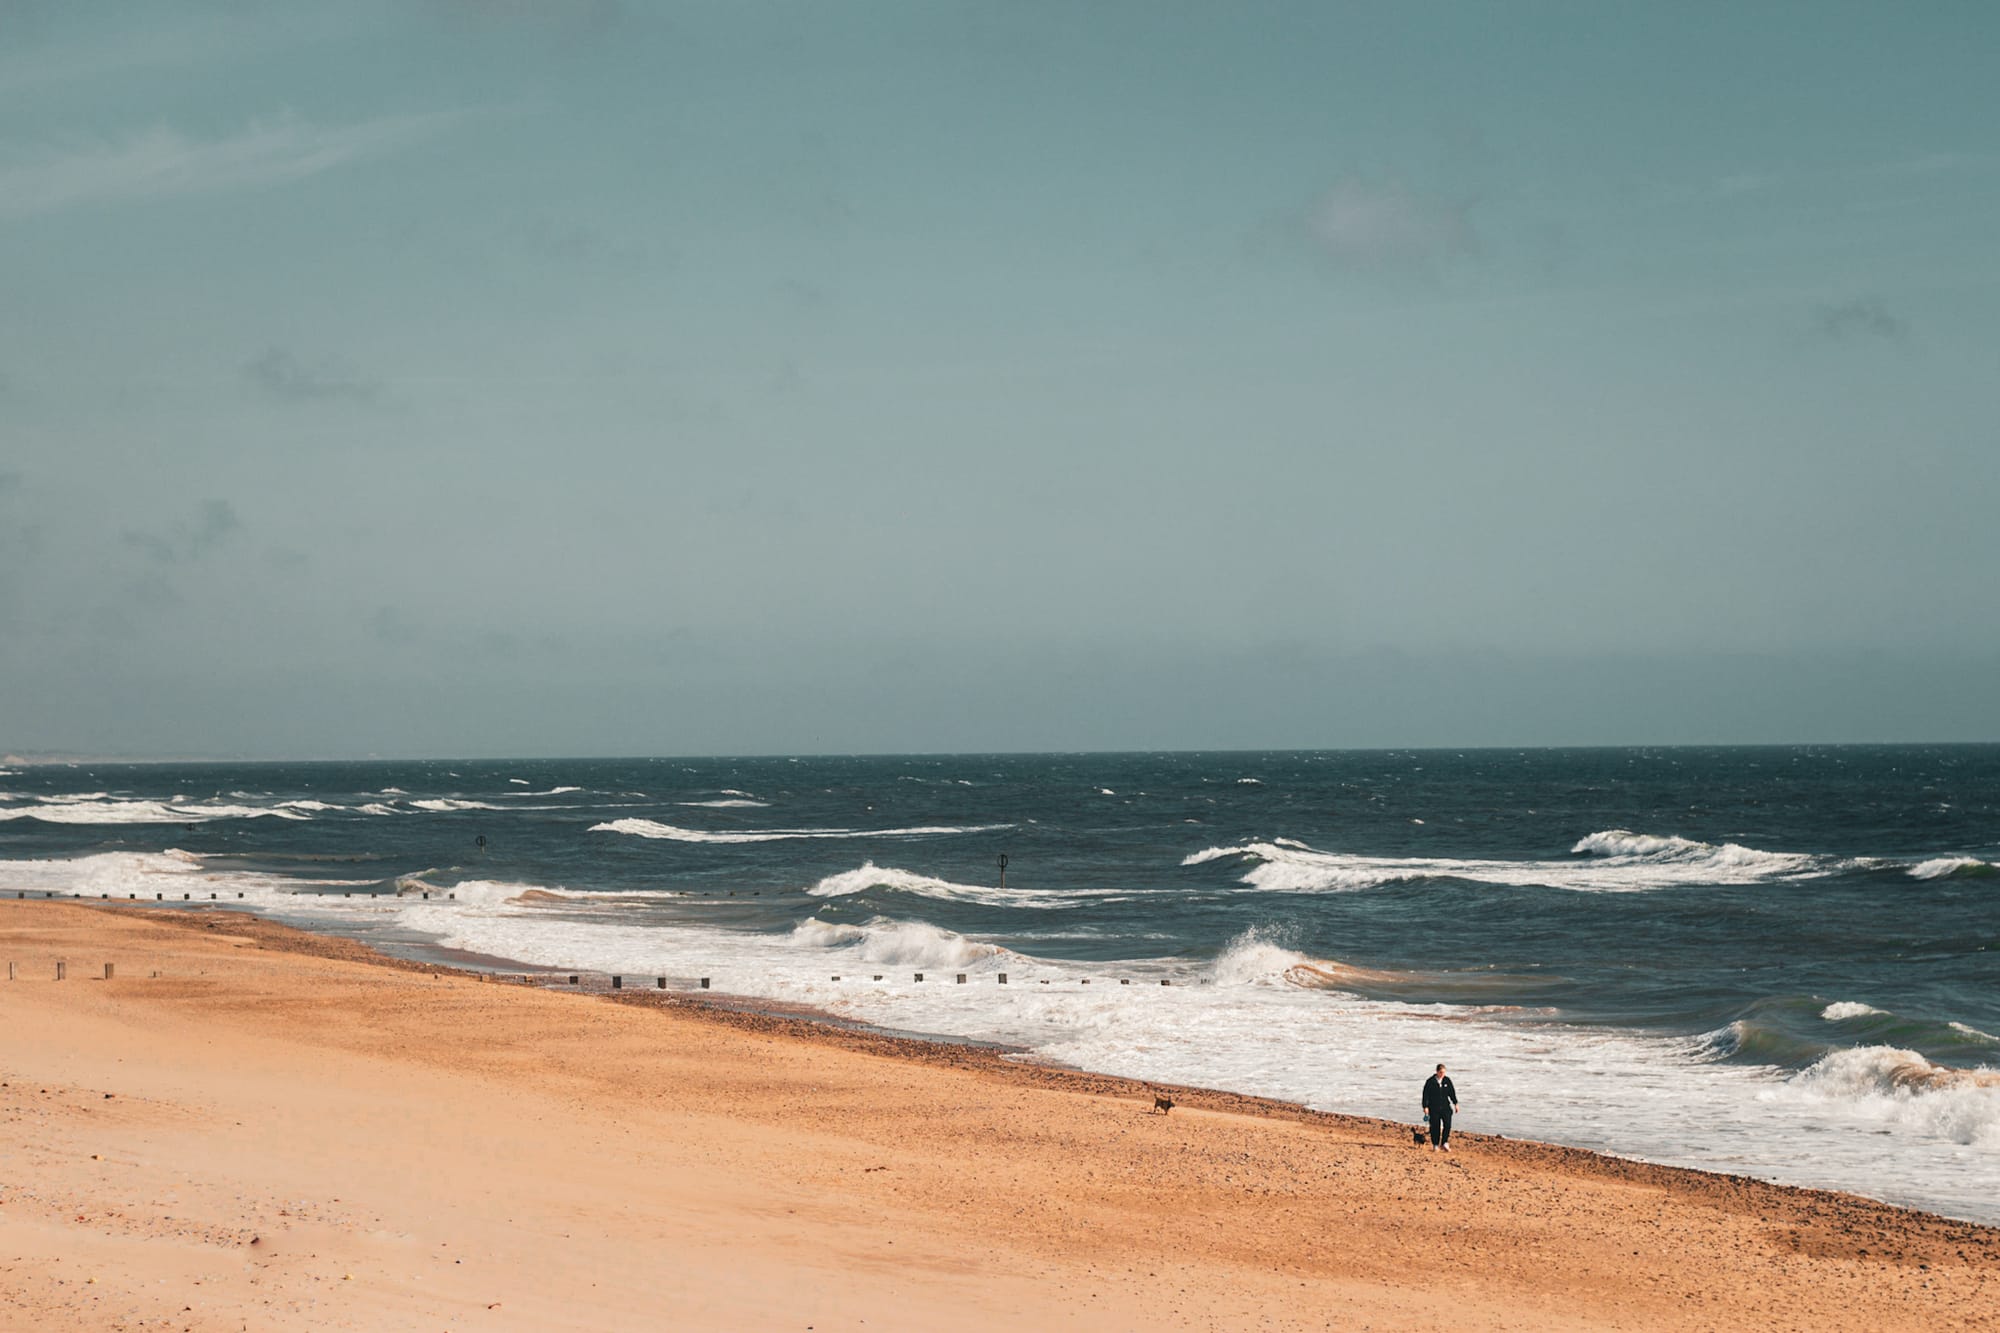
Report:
1309,178,1477,272
430,0,624,35
120,499,242,566
1815,296,1907,342
0,15,270,98
243,347,382,405
0,111,464,220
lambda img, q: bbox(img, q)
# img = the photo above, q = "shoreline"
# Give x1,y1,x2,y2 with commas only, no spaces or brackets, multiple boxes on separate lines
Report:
16,895,1998,1225
4,899,1996,1329
131,904,1996,1224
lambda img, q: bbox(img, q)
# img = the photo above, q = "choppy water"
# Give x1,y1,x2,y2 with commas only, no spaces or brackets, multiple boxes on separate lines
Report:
3,747,1995,1221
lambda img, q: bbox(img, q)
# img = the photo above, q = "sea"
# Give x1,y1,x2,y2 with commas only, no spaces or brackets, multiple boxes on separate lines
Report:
2,747,1995,1223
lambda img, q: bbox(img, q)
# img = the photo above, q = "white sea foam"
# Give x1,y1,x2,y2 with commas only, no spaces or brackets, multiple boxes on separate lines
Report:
1909,856,1994,880
410,799,510,812
503,786,584,797
589,819,1006,844
1822,1001,1886,1021
804,861,1120,909
0,796,309,824
397,879,581,908
678,799,770,809
0,850,370,903
356,803,400,816
1768,1047,2000,1148
1184,829,1834,893
0,850,206,895
1570,829,1819,877
1950,1022,2000,1044
789,916,1001,969
50,853,1987,1223
1209,926,1314,985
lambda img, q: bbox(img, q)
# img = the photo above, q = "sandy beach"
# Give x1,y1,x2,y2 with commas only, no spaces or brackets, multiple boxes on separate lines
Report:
0,900,1992,1331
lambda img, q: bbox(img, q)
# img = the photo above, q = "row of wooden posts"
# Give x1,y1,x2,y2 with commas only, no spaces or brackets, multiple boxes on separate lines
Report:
9,890,454,901
13,890,245,901
501,972,1182,990
8,961,115,980
12,958,1190,990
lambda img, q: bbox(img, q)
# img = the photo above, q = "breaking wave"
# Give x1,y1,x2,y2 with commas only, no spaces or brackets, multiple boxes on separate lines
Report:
392,878,590,908
678,799,770,809
1909,856,1995,881
1569,829,1819,877
1822,1001,1886,1021
789,915,1002,969
0,796,309,824
1184,829,1833,893
1775,1047,2000,1147
804,861,1118,909
590,818,1006,844
1209,926,1316,985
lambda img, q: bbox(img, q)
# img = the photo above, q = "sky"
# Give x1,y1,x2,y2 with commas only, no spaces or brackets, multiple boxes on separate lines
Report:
2,1,1997,757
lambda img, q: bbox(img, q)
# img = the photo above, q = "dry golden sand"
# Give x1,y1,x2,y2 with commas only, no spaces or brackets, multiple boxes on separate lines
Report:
0,900,1993,1331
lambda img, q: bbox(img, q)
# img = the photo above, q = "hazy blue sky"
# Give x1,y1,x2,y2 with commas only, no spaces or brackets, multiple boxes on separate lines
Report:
3,2,1996,756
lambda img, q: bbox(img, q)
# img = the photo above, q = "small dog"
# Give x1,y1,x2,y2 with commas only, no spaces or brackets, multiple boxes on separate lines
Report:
1411,1125,1429,1146
1154,1094,1175,1115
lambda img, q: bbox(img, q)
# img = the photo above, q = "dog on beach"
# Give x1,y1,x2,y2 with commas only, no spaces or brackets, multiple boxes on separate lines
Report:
1412,1125,1429,1146
1154,1094,1175,1115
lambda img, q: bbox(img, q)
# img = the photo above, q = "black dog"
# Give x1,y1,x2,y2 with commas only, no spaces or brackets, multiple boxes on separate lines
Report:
1154,1094,1175,1115
1411,1125,1429,1146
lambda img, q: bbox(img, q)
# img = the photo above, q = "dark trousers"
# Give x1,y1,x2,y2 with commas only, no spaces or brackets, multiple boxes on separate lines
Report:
1428,1107,1452,1146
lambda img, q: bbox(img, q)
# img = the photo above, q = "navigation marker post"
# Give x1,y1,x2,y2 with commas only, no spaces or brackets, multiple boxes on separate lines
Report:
997,853,1009,890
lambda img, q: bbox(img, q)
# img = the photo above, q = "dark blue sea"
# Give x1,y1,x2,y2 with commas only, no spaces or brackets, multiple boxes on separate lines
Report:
3,746,1995,1221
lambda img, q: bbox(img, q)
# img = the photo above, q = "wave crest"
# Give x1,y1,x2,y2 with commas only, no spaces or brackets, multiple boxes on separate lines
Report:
0,796,310,825
789,915,1000,969
591,819,1006,844
1909,856,1995,881
803,861,1110,909
1570,829,1816,877
1781,1047,2000,1147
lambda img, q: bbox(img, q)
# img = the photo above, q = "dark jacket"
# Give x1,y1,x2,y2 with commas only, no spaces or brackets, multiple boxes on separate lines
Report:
1422,1074,1458,1115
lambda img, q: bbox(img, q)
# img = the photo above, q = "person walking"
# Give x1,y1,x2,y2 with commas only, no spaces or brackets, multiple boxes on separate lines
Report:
1422,1063,1459,1152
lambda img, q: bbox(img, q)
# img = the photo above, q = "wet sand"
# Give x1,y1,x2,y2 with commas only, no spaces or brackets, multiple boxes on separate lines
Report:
1,900,1993,1330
